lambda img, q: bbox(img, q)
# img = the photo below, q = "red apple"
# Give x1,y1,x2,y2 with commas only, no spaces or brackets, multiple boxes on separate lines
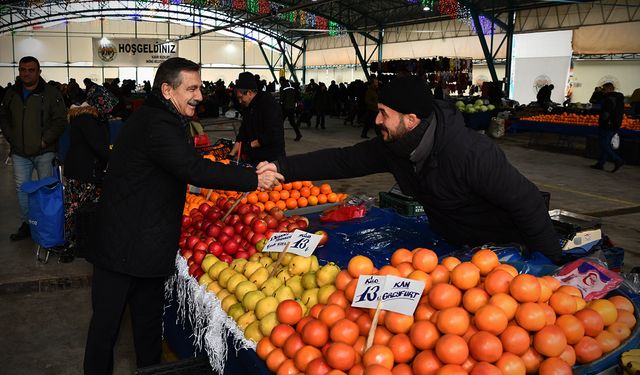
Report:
315,230,329,246
250,233,266,245
223,240,239,255
277,224,288,232
224,199,235,212
217,233,230,245
257,211,268,219
235,251,250,260
188,262,200,276
241,226,253,238
234,222,245,234
250,204,261,214
269,207,285,221
222,225,235,238
265,229,276,239
181,215,192,228
216,197,227,209
208,241,223,256
219,254,233,264
252,219,268,234
180,249,193,260
296,219,309,230
193,241,208,252
178,237,187,249
242,212,257,226
232,234,243,244
287,223,300,232
189,208,200,217
265,215,278,230
237,203,251,215
198,202,211,215
246,246,257,256
192,250,206,264
204,237,215,246
194,269,205,280
206,207,222,221
206,225,221,238
186,235,200,250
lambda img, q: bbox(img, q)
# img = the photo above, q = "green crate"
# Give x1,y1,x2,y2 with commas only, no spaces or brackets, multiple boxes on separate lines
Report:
379,192,425,216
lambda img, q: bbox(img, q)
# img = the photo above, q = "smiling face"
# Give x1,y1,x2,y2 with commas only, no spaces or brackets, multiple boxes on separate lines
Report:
376,103,421,142
161,70,203,117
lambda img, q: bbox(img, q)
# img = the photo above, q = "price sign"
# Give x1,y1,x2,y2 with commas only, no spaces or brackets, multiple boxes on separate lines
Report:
286,230,322,256
261,230,322,256
352,275,424,316
262,232,292,253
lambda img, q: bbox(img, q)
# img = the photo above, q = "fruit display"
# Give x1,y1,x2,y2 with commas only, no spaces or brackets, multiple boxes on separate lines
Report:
520,113,640,130
622,349,640,375
179,198,317,276
456,99,496,114
191,181,348,214
249,247,637,374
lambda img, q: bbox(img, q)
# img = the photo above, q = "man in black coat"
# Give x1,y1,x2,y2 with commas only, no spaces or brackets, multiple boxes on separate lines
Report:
591,82,625,172
83,58,282,374
230,72,285,164
257,76,561,263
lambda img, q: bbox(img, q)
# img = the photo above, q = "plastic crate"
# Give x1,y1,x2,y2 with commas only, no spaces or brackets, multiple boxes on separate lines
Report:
135,357,212,375
379,192,425,216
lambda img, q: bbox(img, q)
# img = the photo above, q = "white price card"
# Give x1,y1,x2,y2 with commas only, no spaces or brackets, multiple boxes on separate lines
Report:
262,232,292,253
352,275,425,316
286,230,322,257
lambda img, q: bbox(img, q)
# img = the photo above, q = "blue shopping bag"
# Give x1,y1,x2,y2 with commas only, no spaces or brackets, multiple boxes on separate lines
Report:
20,165,65,248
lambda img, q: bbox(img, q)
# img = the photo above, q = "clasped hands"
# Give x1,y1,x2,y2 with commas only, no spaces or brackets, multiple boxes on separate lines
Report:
255,161,283,191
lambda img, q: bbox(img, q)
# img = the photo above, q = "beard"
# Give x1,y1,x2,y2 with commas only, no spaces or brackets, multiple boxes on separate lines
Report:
381,117,410,142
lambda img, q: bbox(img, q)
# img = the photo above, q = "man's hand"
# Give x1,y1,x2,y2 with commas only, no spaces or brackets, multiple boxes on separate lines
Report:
257,170,284,191
256,161,278,175
250,139,260,148
229,142,240,156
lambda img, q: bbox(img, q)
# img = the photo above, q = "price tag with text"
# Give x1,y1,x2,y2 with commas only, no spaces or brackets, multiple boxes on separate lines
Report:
352,275,425,316
262,232,292,253
286,230,322,256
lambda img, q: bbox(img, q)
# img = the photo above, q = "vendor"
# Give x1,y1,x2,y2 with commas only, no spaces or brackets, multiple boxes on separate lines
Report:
258,75,562,263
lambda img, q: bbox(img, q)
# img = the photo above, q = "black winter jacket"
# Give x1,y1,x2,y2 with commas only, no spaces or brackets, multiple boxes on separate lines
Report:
91,95,258,277
64,106,110,184
599,92,625,131
276,101,561,260
236,91,285,163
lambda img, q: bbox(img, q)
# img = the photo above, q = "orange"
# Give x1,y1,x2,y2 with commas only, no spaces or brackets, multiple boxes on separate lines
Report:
307,195,318,206
574,336,603,364
441,256,461,271
520,347,543,374
301,180,312,187
317,194,328,204
285,198,298,210
495,352,527,375
595,331,620,353
291,181,303,190
414,304,436,322
434,334,469,365
483,269,514,296
327,193,338,203
264,201,276,211
330,319,359,346
395,262,414,278
556,314,585,345
436,307,470,336
557,285,582,298
297,197,308,208
293,345,322,372
319,183,332,195
362,345,394,370
408,270,432,293
412,350,443,375
247,192,259,204
539,358,572,375
495,264,519,277
266,348,287,373
325,342,356,371
429,265,450,284
615,309,636,329
384,311,414,334
255,202,265,211
588,299,618,326
574,308,604,337
256,337,277,360
549,292,577,315
499,325,530,356
391,248,413,267
450,262,480,290
272,184,282,191
310,186,320,196
269,191,281,202
388,334,416,364
347,255,374,278
558,345,577,366
344,279,358,301
412,248,438,273
319,304,346,327
509,274,541,303
468,331,503,363
299,186,311,197
428,283,462,310
409,320,440,350
470,248,499,275
514,302,546,332
474,305,508,335
282,182,292,190
275,200,286,210
541,303,557,326
608,295,634,313
607,322,631,341
279,190,290,200
335,271,353,291
289,190,301,200
257,191,269,203
378,265,401,276
462,288,490,314
533,325,567,357
435,364,466,375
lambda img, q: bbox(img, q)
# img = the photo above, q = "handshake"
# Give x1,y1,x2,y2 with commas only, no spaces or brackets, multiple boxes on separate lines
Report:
255,161,283,191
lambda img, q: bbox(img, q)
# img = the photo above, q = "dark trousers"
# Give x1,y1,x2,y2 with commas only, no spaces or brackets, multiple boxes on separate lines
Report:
596,128,623,167
315,112,326,129
283,108,301,137
84,266,166,375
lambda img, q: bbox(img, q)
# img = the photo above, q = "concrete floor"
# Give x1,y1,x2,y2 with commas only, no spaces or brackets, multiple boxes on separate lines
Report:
0,115,638,374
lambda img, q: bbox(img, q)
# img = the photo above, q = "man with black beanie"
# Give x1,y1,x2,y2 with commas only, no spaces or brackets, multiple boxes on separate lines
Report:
257,75,561,263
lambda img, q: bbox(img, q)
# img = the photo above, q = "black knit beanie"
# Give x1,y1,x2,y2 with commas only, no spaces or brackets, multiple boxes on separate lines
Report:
378,76,434,119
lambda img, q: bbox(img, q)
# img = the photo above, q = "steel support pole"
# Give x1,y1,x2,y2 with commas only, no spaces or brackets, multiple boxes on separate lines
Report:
378,29,384,67
504,10,515,97
348,32,370,81
258,42,278,83
66,21,70,82
278,41,298,83
302,38,307,85
471,9,499,83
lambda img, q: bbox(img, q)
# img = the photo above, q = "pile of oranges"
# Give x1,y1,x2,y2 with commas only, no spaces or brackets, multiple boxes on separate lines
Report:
256,248,637,375
521,114,640,130
197,181,348,213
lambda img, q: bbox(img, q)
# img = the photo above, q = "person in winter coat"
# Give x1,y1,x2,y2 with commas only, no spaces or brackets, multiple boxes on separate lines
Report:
279,79,302,141
0,56,67,241
63,85,118,253
83,58,283,374
361,77,381,138
257,75,562,263
230,71,286,164
591,82,625,172
313,83,330,129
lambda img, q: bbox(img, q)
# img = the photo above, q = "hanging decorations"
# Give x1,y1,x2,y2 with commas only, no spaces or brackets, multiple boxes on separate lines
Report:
420,0,434,10
469,15,493,35
328,20,340,36
258,0,270,14
315,16,327,30
232,0,245,10
246,0,258,13
438,0,458,19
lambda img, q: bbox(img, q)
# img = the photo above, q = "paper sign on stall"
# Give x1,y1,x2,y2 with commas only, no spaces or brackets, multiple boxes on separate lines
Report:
351,275,425,316
262,230,322,257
